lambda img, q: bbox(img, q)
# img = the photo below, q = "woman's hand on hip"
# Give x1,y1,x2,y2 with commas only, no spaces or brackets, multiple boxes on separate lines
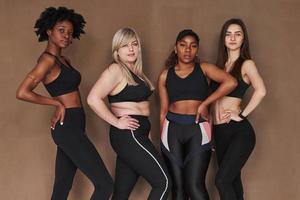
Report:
222,109,243,123
117,115,140,131
51,103,65,130
195,103,209,123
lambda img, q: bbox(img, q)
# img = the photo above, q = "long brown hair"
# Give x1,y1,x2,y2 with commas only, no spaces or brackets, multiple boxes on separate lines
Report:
216,18,251,78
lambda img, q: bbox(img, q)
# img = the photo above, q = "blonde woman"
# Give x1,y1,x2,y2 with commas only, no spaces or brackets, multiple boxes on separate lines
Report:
87,28,171,200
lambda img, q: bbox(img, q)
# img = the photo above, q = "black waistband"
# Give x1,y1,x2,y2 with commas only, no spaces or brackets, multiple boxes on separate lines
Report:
166,111,206,125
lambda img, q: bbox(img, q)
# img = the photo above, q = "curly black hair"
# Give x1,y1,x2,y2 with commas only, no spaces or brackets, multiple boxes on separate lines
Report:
34,7,86,42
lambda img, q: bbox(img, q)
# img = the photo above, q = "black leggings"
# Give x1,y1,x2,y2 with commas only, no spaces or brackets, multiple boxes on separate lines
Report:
214,119,256,200
161,112,212,200
51,107,113,200
109,115,171,200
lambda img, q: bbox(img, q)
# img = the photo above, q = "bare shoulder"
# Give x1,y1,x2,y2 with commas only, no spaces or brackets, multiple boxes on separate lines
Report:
38,53,56,65
199,62,219,76
25,53,57,82
35,53,56,72
242,59,258,73
200,61,210,66
243,59,256,66
158,68,170,85
200,62,217,69
159,68,168,79
100,63,124,83
106,63,123,74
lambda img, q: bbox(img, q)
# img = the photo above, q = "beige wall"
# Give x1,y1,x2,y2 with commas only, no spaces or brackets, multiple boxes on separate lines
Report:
1,0,299,199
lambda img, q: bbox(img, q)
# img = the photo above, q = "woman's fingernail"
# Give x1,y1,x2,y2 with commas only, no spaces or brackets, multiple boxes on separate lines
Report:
60,122,63,125
51,126,54,130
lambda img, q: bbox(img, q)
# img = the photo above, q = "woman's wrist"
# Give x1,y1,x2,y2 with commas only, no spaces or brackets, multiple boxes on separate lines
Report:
110,116,121,128
201,101,209,107
54,100,63,107
239,111,247,120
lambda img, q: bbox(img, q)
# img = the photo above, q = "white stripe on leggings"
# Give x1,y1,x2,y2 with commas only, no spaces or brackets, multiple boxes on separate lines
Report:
131,130,168,200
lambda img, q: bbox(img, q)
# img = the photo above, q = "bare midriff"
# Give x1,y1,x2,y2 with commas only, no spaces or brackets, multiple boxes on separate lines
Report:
55,91,82,108
111,101,150,117
212,96,242,124
169,100,206,115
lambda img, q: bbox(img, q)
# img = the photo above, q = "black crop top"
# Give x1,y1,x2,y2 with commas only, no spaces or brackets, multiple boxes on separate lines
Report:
43,52,81,97
108,70,153,103
166,63,209,104
211,78,250,99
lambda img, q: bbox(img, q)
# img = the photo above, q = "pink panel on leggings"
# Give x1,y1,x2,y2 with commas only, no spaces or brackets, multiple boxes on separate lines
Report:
199,121,212,145
161,119,170,151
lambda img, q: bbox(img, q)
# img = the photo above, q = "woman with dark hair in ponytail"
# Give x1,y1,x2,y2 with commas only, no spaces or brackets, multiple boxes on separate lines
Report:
16,7,113,200
212,18,266,200
158,29,237,200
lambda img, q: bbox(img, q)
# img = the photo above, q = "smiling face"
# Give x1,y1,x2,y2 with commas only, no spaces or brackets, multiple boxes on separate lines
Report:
117,37,139,65
47,20,74,48
175,35,199,64
225,24,244,51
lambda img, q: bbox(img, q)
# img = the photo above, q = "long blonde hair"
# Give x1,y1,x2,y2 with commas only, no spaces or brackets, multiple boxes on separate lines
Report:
112,27,154,89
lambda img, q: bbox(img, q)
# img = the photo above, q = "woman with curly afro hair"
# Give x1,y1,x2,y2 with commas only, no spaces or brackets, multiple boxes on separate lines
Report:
16,7,113,200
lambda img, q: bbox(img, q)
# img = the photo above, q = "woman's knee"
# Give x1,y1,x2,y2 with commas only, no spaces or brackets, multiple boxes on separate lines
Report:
184,179,208,199
215,173,230,191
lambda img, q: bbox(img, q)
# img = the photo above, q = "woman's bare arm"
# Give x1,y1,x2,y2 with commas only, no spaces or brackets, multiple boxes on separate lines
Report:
87,63,139,130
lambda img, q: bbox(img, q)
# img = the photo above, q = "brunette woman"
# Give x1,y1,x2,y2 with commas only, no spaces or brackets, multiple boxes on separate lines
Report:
212,18,266,200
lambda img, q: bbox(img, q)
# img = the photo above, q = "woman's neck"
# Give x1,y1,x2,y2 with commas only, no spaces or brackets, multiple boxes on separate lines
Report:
177,61,195,69
45,42,62,56
123,61,137,73
227,48,240,64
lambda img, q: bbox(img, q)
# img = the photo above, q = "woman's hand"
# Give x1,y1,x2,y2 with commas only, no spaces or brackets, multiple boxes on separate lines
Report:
51,103,65,129
195,103,209,123
222,109,243,123
116,115,140,130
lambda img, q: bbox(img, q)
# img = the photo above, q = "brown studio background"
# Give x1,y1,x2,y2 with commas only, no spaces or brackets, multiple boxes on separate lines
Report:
1,0,299,199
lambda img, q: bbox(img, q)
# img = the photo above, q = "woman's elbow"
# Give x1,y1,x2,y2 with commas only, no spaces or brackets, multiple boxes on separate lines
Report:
258,88,267,98
87,94,97,107
16,89,26,100
227,77,238,90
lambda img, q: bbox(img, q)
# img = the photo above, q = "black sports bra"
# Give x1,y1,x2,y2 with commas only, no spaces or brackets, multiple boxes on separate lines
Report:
211,78,250,99
108,70,153,103
43,52,81,97
166,63,209,104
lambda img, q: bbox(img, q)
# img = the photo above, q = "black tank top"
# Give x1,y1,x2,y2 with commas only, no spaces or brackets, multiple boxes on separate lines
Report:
210,78,250,99
166,63,209,104
108,70,153,103
43,52,81,97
